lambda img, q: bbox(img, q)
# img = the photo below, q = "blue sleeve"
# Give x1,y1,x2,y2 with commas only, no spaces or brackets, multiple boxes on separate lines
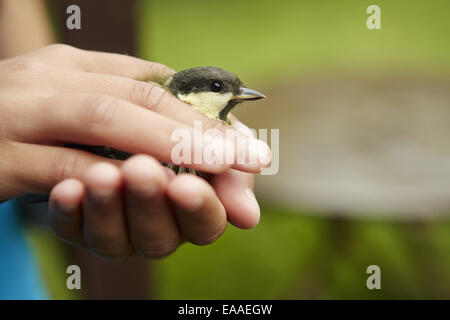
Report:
0,199,48,300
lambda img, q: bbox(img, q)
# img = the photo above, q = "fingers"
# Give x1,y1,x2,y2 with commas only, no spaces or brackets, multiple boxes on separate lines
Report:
167,174,227,245
77,50,175,81
40,71,271,173
9,45,271,173
82,162,132,260
121,155,181,258
60,70,200,119
211,115,261,229
17,93,270,174
35,44,175,81
50,71,270,157
211,169,260,229
48,179,84,246
3,53,270,174
8,141,119,196
24,93,232,174
48,155,231,260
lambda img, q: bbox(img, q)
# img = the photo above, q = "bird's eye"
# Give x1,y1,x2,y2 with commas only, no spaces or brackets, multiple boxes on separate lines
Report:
211,81,223,92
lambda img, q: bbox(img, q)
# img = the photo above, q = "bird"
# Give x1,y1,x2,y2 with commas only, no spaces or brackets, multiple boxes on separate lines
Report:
165,66,265,123
66,66,265,174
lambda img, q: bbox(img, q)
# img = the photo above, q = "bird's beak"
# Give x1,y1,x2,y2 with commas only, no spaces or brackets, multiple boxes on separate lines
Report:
233,87,266,101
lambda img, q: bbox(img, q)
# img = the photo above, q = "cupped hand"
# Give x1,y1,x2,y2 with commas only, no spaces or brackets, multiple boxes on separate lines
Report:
49,155,259,259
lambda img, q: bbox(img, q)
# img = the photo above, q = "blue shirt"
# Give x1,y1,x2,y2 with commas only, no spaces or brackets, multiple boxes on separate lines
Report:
0,199,48,299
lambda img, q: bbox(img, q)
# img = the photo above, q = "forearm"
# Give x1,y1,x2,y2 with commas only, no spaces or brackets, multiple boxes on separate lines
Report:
0,0,54,58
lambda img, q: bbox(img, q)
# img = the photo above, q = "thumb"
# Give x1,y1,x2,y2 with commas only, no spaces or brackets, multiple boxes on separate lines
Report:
4,142,119,199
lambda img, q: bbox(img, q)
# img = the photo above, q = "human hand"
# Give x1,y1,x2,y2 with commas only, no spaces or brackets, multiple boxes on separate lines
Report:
49,154,259,259
0,44,269,258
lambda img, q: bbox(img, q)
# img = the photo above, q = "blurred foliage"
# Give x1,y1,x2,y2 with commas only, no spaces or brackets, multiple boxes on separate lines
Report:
29,209,450,299
152,209,450,299
136,0,450,299
153,208,326,299
26,227,79,300
138,0,450,83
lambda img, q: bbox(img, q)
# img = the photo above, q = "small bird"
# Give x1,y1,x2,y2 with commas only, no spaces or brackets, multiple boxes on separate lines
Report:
165,66,265,124
67,66,265,173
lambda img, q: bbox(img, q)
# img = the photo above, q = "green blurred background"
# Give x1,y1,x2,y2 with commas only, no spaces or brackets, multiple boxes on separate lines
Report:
30,0,450,299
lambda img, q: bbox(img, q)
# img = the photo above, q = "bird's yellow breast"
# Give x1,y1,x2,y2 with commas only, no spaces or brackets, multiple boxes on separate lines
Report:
177,92,233,120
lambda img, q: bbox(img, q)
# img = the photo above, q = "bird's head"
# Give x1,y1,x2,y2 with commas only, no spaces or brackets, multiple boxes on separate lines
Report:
166,66,265,122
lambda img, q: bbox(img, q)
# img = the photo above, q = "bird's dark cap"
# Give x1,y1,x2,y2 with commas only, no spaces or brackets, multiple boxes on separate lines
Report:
168,66,243,96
